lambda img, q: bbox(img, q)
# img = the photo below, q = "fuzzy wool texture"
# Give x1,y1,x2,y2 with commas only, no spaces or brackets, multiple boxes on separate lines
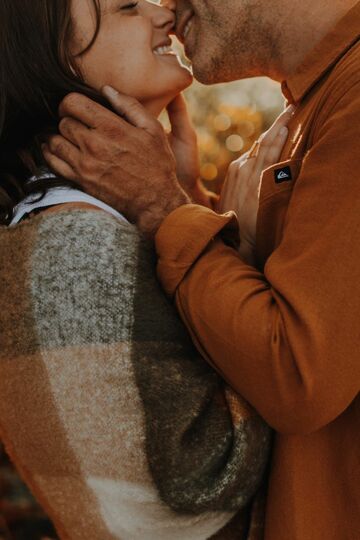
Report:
0,210,270,539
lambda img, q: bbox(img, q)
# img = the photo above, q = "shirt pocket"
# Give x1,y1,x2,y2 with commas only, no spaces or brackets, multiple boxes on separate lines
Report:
256,158,303,269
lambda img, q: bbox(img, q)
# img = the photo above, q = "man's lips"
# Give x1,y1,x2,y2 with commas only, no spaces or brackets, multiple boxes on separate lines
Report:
176,10,194,44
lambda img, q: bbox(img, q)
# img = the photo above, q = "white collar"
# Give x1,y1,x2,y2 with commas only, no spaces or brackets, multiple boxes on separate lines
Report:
9,173,128,226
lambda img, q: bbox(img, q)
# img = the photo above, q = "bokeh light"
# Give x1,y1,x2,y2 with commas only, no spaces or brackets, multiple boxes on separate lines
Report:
161,38,285,193
184,79,284,192
200,163,218,181
226,134,244,152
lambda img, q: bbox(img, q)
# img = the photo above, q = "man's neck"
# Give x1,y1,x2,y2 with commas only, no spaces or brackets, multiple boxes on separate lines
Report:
271,0,358,80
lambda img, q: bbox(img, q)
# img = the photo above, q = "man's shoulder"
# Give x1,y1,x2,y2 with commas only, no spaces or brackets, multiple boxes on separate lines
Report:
335,38,360,78
325,39,360,104
311,40,360,136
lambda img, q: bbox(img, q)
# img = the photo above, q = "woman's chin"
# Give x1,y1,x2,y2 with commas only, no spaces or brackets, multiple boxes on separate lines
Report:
141,79,194,118
166,54,194,88
177,59,194,86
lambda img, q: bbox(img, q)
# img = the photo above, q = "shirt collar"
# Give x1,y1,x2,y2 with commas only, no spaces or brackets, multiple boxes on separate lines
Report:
282,2,360,104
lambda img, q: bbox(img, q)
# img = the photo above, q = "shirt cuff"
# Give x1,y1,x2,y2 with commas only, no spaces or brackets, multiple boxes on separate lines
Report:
155,204,239,296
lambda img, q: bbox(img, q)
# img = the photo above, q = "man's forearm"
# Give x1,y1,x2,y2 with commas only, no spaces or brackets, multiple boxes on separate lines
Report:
156,204,359,435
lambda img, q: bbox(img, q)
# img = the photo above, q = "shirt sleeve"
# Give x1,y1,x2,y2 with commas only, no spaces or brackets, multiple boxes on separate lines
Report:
155,82,360,435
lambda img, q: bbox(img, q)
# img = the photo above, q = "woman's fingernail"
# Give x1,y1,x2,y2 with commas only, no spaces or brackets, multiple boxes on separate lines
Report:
102,85,118,99
280,126,288,135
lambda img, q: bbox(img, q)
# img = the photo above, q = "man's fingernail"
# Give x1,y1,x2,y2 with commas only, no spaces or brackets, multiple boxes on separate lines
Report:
280,126,288,135
102,85,119,99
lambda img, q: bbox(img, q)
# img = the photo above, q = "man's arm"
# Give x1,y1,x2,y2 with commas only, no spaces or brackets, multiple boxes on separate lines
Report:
42,86,359,435
42,90,191,236
157,84,360,435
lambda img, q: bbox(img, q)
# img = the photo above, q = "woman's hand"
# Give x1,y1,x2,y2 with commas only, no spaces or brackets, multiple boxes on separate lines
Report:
166,94,217,209
218,105,295,265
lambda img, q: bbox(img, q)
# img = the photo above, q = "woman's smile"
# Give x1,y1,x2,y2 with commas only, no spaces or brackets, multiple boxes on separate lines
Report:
70,0,192,117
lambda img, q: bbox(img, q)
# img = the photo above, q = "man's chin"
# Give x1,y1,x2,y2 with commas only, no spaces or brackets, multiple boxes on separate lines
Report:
191,60,223,85
191,56,247,85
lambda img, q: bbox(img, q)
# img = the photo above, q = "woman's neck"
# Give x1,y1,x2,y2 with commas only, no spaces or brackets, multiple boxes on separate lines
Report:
141,95,175,118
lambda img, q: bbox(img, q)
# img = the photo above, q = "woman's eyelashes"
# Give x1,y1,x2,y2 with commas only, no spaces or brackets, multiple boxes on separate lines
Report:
119,1,139,11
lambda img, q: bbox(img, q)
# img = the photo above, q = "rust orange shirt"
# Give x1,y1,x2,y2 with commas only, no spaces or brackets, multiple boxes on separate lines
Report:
155,4,360,540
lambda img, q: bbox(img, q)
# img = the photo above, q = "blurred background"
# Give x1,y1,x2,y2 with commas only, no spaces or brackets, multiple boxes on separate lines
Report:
183,77,284,193
0,51,284,540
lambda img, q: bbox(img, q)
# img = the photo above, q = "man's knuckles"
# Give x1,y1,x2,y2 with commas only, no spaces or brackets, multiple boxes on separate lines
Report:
59,92,91,117
59,117,70,135
82,134,108,156
140,117,164,139
48,135,70,157
76,156,103,181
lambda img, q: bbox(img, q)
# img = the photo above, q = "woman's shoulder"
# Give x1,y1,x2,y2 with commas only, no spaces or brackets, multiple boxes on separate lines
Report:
0,208,146,351
31,207,142,286
37,206,138,243
1,208,142,338
3,207,139,258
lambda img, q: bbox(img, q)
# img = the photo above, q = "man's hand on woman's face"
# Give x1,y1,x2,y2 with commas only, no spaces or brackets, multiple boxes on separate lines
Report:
42,87,190,237
43,87,294,247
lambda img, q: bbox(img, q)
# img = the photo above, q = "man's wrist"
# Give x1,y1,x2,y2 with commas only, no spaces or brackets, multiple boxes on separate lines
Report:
137,187,191,238
188,179,219,210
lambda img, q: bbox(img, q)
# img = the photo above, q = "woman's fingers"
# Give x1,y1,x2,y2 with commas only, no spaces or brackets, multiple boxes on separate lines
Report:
167,94,194,142
42,144,78,182
252,106,294,171
264,126,289,167
268,104,296,132
259,104,295,148
219,166,239,214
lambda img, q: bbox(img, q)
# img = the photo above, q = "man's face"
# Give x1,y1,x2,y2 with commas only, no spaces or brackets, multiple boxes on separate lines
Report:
175,0,281,84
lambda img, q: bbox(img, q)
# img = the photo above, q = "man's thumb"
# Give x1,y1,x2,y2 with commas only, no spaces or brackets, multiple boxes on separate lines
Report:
102,85,155,132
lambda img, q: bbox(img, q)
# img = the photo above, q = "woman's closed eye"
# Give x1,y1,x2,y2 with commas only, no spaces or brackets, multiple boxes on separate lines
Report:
119,1,139,11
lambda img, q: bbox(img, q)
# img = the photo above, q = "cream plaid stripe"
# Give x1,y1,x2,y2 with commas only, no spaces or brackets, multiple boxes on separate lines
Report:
0,210,270,539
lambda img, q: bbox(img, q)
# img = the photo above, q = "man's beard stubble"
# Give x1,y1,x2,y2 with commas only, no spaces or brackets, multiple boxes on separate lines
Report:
182,0,281,84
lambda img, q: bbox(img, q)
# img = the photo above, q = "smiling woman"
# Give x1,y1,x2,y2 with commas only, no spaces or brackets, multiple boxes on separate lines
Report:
70,0,192,116
0,0,192,221
0,1,270,539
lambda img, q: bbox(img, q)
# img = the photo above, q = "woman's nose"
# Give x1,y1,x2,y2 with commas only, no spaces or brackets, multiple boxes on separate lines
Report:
145,0,176,30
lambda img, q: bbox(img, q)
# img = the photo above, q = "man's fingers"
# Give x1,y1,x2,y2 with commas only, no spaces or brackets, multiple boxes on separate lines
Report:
102,85,160,134
167,94,194,141
42,144,78,182
46,135,80,168
59,117,89,148
59,92,123,130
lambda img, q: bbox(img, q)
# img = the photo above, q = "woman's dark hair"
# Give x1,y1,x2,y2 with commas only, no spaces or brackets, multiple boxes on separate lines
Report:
0,0,106,224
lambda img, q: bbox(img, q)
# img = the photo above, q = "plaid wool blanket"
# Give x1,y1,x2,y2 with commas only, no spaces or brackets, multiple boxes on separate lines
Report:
0,210,270,539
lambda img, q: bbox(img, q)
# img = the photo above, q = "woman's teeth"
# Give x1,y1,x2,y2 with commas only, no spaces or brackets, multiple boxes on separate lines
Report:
153,46,174,55
183,19,193,39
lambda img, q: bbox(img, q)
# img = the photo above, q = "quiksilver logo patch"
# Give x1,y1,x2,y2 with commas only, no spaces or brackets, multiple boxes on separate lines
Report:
274,166,292,183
